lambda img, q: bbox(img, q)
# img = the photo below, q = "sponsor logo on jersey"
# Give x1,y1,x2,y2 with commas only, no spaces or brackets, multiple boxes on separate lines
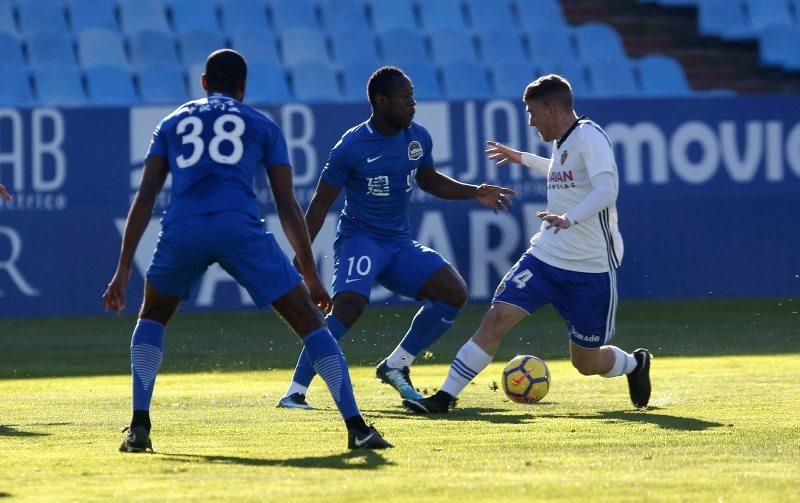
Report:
495,282,506,296
569,326,600,343
560,150,569,165
408,140,423,160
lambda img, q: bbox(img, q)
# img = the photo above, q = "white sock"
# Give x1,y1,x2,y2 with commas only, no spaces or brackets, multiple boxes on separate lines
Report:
441,340,493,397
284,381,308,397
602,346,637,378
385,345,415,369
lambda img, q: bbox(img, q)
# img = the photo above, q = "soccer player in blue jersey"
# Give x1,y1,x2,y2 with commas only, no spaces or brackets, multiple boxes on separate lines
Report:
278,66,517,409
104,50,391,451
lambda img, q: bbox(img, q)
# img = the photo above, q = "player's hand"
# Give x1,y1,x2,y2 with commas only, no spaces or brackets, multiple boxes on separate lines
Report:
0,183,11,201
476,183,518,214
305,274,332,314
485,141,523,167
102,264,132,314
537,211,572,234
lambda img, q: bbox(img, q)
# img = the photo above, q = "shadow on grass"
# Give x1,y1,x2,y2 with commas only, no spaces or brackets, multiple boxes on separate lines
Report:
159,449,394,470
542,408,725,431
0,425,50,437
362,406,539,425
0,492,11,498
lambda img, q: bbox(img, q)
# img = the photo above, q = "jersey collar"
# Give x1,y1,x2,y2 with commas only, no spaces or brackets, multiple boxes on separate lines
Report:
556,115,586,149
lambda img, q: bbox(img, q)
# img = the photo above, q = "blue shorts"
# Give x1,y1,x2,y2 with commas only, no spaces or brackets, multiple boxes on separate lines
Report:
492,249,617,348
332,235,449,300
146,211,302,308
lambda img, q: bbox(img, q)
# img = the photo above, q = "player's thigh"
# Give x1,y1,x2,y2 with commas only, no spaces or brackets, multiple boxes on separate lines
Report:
378,241,454,300
331,234,392,300
492,250,552,316
271,281,325,338
139,281,181,325
416,264,468,306
472,302,529,356
214,213,303,309
552,268,617,349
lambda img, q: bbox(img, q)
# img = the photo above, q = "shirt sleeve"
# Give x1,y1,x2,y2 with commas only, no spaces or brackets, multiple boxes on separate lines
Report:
420,126,434,169
319,137,351,188
564,171,617,225
263,124,291,170
578,125,615,178
145,120,167,159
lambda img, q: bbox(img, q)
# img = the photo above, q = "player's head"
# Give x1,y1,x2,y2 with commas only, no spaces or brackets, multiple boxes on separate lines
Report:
368,66,415,130
523,74,575,142
202,49,247,101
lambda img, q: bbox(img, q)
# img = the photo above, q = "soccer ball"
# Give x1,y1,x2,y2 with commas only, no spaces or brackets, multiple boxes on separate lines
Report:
501,355,550,404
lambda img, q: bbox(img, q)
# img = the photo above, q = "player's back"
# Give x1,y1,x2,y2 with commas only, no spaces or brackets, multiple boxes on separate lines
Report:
147,92,289,225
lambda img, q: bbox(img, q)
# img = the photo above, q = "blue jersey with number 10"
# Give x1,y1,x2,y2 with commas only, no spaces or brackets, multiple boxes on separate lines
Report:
146,92,290,225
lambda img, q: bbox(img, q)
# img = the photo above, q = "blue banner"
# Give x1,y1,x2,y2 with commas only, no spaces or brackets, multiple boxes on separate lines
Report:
1,96,798,317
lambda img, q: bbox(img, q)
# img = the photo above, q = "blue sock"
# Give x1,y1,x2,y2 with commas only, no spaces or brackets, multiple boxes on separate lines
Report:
302,327,360,421
397,301,461,358
130,318,165,412
288,315,348,392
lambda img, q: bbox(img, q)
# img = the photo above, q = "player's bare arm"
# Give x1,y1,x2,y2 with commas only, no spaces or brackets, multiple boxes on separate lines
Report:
0,183,11,201
485,140,550,175
103,155,169,314
269,164,332,313
415,166,517,213
304,178,342,244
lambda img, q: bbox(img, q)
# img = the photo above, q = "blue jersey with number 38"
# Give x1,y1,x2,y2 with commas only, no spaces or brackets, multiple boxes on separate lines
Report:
145,92,290,225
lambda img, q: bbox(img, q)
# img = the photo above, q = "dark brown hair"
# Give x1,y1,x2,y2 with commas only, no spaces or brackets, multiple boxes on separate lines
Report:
523,74,573,110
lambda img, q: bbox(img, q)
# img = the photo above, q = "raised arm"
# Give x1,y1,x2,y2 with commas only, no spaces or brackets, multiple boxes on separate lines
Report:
415,166,517,213
103,155,169,313
485,140,550,176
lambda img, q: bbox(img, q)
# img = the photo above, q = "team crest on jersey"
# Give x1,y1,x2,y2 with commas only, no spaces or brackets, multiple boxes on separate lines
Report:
408,140,423,160
495,282,506,296
560,150,569,165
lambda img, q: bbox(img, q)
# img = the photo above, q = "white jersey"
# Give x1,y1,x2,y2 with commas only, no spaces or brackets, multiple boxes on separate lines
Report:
530,118,624,273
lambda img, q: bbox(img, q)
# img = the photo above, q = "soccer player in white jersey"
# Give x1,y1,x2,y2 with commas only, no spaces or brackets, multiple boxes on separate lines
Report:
403,74,652,414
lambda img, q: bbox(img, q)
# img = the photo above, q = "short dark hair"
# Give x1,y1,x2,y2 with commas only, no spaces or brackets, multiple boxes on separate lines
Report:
367,66,408,104
523,74,573,110
205,49,247,95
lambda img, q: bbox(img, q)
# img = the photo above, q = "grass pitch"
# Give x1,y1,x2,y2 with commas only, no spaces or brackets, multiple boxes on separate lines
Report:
1,298,799,501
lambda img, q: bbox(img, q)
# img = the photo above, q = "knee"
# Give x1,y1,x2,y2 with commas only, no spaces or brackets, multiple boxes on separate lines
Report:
332,296,367,327
138,303,173,326
434,275,469,308
570,352,599,376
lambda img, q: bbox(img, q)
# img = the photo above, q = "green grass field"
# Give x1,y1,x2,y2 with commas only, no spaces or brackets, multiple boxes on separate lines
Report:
1,298,799,501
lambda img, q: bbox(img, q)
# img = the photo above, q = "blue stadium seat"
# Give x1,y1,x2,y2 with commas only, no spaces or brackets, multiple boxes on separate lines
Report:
289,61,342,102
378,29,428,66
441,61,492,100
280,27,330,65
178,30,226,67
246,61,293,104
0,68,34,107
220,0,269,34
119,0,171,35
527,29,575,64
230,29,281,65
418,0,468,31
187,62,204,99
18,2,69,36
539,61,591,98
588,60,640,97
34,67,86,106
489,62,540,99
320,0,369,32
367,0,417,33
429,30,478,65
67,0,118,33
129,30,180,69
637,54,691,96
0,32,27,67
0,1,19,36
85,65,139,105
758,25,800,70
330,29,380,67
464,0,515,34
137,64,188,104
746,0,793,32
401,62,443,100
517,0,567,30
78,28,128,69
479,31,528,64
697,0,752,40
171,0,221,35
574,23,628,63
26,31,78,70
269,0,319,30
340,62,375,101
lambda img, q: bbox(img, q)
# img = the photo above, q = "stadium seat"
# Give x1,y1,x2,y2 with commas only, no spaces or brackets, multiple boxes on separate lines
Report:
280,27,330,65
540,61,591,98
464,0,515,34
400,62,443,100
697,0,752,40
574,23,628,63
67,0,118,33
289,62,342,102
33,67,86,106
527,29,575,64
220,0,269,34
137,64,188,104
26,31,79,70
746,0,793,32
129,30,180,69
587,60,640,97
418,0,468,31
187,62,204,99
78,28,129,69
517,0,567,31
441,62,492,100
378,29,428,66
479,31,528,64
18,2,70,36
340,62,375,101
170,0,221,35
367,0,417,33
269,0,319,30
488,61,540,99
429,30,479,65
246,61,293,104
178,30,226,67
0,1,18,37
0,68,35,107
0,32,27,67
85,65,139,105
637,54,691,96
758,25,800,70
320,0,369,32
330,28,380,67
119,0,171,35
230,29,281,65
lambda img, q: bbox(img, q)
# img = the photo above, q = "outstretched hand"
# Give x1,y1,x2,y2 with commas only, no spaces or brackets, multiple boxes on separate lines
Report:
485,141,523,167
476,184,518,214
537,211,572,234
